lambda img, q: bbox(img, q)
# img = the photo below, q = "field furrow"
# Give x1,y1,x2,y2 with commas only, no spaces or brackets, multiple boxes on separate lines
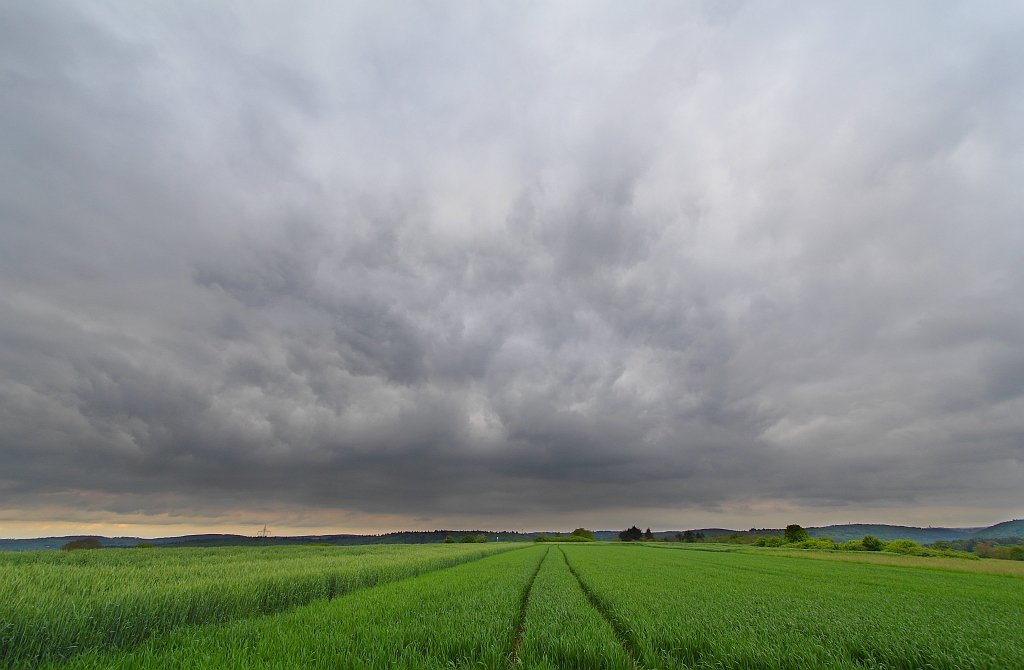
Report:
42,546,546,670
517,547,631,669
561,544,1024,669
1,543,518,668
511,546,548,663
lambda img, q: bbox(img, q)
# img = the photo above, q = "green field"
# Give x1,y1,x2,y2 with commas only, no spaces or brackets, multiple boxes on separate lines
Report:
0,543,516,668
4,543,1023,669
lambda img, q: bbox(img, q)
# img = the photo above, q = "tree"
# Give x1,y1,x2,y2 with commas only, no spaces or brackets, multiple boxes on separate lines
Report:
570,528,595,541
682,530,696,543
784,524,809,543
443,535,455,543
861,535,883,551
459,534,477,543
643,528,655,541
60,538,103,551
619,526,643,542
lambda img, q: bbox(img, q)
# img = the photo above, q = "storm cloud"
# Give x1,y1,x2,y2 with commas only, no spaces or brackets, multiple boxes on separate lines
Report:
2,1,1023,533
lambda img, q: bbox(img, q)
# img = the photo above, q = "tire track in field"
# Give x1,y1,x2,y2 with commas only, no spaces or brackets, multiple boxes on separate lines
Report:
559,547,640,668
510,546,549,665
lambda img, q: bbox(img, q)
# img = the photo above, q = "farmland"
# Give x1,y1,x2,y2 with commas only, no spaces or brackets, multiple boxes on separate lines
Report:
4,542,1023,669
0,543,515,668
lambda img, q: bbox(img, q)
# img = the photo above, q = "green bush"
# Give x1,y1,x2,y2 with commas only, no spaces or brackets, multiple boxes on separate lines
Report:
784,525,809,543
753,536,784,547
135,542,155,549
984,545,1024,561
459,535,478,543
883,539,923,555
570,528,596,541
786,538,837,550
534,534,593,543
443,535,455,543
861,535,883,551
60,539,103,551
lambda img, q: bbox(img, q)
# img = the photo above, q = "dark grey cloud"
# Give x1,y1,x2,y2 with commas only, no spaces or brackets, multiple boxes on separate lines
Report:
2,1,1023,530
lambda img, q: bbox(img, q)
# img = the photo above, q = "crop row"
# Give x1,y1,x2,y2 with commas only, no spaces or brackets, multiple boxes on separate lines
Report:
44,546,549,669
516,547,628,669
14,543,1024,669
1,543,517,668
562,543,1024,669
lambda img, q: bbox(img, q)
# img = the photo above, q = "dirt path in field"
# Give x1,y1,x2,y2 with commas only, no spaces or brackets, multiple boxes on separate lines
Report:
559,547,639,667
510,546,548,664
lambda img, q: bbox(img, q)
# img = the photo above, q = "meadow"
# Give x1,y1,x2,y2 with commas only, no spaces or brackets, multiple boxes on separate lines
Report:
4,542,1023,669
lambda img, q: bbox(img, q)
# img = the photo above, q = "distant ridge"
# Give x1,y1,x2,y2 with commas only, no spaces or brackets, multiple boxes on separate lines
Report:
0,530,535,552
2,520,1021,551
806,524,981,543
971,519,1024,539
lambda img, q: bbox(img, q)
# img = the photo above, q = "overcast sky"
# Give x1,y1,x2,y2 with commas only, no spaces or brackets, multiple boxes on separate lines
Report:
2,2,1023,537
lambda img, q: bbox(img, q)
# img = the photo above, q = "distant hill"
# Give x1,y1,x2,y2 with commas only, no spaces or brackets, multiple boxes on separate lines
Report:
4,520,1021,551
971,519,1024,539
603,523,1003,543
0,530,535,552
608,526,980,542
806,524,981,543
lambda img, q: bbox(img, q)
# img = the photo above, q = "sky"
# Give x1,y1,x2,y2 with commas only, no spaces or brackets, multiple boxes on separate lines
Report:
1,2,1023,539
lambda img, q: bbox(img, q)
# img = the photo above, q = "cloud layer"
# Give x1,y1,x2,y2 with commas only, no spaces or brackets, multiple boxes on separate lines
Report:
2,1,1023,531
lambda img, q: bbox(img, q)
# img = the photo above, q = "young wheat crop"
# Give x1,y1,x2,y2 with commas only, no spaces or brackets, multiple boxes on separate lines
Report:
1,543,518,668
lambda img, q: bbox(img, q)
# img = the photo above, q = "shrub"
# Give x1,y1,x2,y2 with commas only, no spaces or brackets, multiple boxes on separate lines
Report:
883,539,923,555
459,535,478,543
754,536,785,547
619,526,643,542
784,525,809,543
443,535,455,543
535,534,592,543
136,542,155,549
60,538,103,551
984,545,1024,561
861,535,883,551
570,528,596,541
786,538,837,550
